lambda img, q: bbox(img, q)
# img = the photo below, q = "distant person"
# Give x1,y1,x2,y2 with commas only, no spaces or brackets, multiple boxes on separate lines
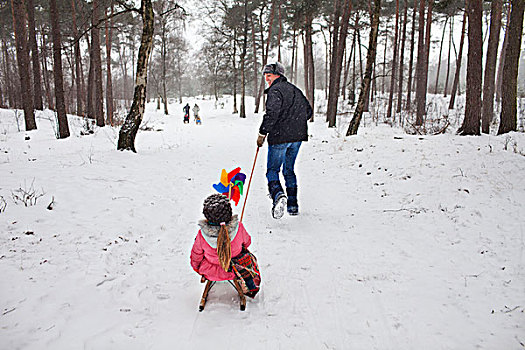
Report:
256,62,312,219
183,103,190,123
193,103,201,125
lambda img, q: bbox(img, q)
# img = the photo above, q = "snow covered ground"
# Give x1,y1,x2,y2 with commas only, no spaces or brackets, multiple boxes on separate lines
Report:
0,98,524,349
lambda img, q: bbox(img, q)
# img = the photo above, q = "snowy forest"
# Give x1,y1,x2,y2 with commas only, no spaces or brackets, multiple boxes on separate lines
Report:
2,0,525,141
1,0,525,349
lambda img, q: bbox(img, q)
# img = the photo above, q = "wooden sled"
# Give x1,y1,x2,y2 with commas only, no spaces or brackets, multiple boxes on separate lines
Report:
199,276,246,312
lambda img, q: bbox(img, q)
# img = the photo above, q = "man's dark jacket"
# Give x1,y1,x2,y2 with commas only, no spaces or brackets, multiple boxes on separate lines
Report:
259,76,312,145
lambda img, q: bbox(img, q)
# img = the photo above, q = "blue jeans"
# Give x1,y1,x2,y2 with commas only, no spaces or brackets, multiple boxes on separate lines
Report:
266,142,302,189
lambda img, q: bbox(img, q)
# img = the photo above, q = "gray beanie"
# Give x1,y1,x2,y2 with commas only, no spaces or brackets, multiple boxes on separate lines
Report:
262,62,285,76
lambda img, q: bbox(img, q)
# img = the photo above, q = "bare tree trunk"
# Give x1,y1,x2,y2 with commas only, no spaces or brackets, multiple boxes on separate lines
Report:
240,0,248,119
326,0,341,123
87,38,94,118
26,0,43,111
232,28,238,114
444,16,452,97
303,33,310,99
92,0,104,127
495,3,511,102
251,16,258,99
449,7,467,110
406,0,417,111
396,0,408,113
11,0,36,130
381,23,388,95
294,30,299,85
40,28,54,110
415,0,433,126
49,0,70,138
319,27,329,98
290,27,296,84
458,0,482,135
351,25,357,105
161,23,168,115
305,14,315,115
434,16,448,94
343,17,358,100
481,0,502,133
117,0,154,152
105,3,114,125
177,59,182,103
498,0,524,134
2,39,15,108
342,47,348,100
347,0,381,135
414,0,426,123
387,0,400,121
71,0,84,116
254,0,276,113
277,0,282,62
327,0,352,127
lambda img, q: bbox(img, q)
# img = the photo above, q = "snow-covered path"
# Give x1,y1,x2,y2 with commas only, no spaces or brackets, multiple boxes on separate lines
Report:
0,99,524,349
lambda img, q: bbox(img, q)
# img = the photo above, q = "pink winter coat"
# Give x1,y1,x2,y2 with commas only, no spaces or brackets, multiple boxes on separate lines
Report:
190,215,252,281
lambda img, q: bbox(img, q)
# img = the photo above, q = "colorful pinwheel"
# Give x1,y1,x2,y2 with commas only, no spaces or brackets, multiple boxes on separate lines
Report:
212,167,246,205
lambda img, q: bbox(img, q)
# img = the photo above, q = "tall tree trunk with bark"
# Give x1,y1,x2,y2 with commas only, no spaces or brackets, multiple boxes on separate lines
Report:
302,33,309,99
49,0,70,138
458,0,482,135
415,0,433,125
251,16,258,99
304,14,315,115
381,24,388,94
434,16,448,94
239,0,248,119
406,0,417,111
26,0,43,111
444,17,452,97
277,0,282,62
91,0,104,126
2,39,14,108
498,0,524,134
161,22,168,115
117,0,154,152
71,0,84,116
40,29,54,110
386,0,400,121
11,0,36,130
326,0,341,123
495,4,511,103
396,0,408,113
347,0,381,135
342,21,357,101
232,28,238,114
448,7,467,110
414,0,426,122
92,0,104,126
327,0,352,127
87,38,94,118
105,3,114,125
290,27,296,84
481,0,502,134
254,0,276,113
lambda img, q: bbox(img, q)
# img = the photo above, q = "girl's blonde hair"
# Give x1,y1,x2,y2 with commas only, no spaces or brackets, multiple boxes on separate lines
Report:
216,223,231,272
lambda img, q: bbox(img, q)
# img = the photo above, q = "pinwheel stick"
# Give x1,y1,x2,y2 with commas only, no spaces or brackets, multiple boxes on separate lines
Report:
240,147,260,223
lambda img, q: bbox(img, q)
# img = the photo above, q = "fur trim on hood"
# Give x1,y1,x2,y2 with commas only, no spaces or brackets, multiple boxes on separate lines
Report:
198,215,239,248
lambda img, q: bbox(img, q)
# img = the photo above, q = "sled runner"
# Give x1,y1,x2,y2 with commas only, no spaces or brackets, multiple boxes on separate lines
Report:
199,276,246,311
